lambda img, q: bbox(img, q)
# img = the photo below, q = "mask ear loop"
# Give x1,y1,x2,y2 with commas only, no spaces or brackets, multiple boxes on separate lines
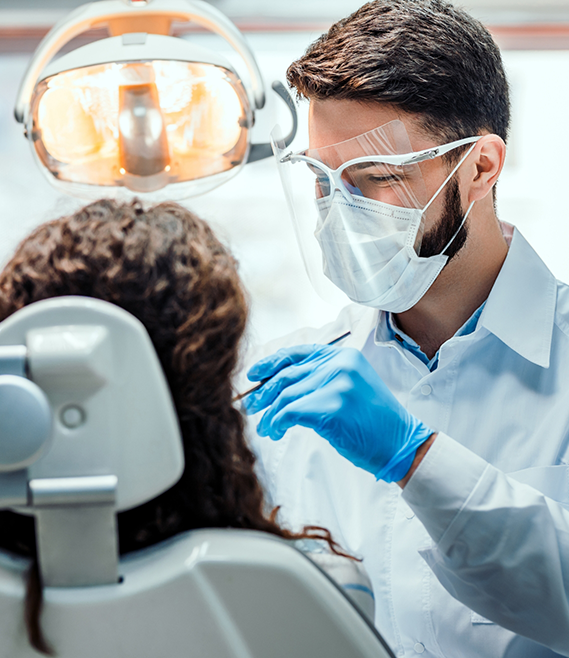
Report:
440,200,475,256
418,141,479,256
421,141,478,215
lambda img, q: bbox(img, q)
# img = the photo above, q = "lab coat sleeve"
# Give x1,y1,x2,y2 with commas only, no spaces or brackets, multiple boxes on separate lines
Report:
402,432,569,656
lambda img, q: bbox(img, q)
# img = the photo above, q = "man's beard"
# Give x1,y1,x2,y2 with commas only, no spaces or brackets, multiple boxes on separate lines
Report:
419,176,468,262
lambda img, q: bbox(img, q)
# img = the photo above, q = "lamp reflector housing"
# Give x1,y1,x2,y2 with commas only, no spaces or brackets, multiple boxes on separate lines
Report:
28,39,252,198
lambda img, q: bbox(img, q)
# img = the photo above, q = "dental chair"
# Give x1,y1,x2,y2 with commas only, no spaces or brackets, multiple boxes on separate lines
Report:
0,297,394,658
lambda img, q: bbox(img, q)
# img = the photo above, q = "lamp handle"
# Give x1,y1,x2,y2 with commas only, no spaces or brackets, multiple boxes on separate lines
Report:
248,81,299,163
14,0,266,125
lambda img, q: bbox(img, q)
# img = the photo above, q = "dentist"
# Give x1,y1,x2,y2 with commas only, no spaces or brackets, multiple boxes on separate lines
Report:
244,1,569,657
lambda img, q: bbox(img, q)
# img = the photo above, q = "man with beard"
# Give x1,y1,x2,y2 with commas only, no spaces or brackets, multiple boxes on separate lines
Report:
243,1,569,657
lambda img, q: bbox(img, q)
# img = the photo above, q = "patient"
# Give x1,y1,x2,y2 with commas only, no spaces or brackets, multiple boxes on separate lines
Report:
0,199,373,655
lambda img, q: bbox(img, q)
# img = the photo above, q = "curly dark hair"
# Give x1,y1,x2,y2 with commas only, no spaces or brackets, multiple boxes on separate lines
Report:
0,199,344,655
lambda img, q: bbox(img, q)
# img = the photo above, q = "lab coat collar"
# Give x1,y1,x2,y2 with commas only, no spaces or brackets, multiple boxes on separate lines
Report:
373,310,392,345
479,226,556,368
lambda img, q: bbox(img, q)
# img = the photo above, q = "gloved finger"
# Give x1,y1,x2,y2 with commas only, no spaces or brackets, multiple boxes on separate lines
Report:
258,389,334,442
250,346,366,421
247,343,328,382
243,357,330,415
256,378,320,439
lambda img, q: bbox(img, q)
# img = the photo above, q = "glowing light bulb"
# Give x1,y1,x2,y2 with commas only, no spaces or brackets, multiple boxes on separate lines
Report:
117,64,170,190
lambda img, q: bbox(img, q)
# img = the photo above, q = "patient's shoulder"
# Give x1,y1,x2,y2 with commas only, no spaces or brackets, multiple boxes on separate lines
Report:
293,538,375,623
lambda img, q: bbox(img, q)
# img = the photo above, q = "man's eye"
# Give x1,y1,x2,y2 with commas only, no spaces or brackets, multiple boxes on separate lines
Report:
369,175,400,184
357,174,402,187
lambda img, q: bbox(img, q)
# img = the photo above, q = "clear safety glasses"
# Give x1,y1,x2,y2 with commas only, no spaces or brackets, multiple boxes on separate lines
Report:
29,59,252,197
281,135,481,207
271,120,481,303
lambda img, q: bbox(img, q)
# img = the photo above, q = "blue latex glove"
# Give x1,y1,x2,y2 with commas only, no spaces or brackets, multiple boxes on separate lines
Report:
243,344,434,483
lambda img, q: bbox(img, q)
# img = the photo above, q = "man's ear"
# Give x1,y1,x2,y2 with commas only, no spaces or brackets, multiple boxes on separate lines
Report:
464,134,506,203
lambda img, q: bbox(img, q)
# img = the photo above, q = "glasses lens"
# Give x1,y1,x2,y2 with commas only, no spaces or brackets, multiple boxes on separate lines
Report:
304,160,332,199
341,161,423,208
305,120,429,210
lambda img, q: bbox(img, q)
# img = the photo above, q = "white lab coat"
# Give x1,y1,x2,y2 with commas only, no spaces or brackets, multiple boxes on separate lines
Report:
246,227,569,657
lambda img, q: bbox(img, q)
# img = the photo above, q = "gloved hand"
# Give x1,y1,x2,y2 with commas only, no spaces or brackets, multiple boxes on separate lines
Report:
243,344,434,483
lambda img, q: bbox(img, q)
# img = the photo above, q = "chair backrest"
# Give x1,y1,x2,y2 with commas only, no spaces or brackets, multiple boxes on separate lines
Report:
0,528,394,658
0,297,395,658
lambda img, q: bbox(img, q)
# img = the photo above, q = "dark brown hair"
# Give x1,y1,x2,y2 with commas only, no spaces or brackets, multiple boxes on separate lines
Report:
0,199,345,654
287,0,510,150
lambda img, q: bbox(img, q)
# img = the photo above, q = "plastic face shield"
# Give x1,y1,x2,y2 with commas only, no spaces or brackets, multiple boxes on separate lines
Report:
271,120,430,303
29,57,252,198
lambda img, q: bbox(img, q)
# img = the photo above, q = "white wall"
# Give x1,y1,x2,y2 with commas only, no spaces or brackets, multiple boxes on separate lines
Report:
4,1,569,23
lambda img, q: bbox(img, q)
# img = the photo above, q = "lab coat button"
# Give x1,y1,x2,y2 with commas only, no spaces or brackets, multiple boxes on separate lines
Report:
414,642,425,653
405,509,415,520
420,384,432,396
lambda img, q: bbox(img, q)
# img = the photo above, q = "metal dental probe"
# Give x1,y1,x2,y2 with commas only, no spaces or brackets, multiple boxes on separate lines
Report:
233,331,352,403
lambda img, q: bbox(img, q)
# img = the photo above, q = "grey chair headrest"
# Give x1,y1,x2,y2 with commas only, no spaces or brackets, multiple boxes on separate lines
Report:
0,296,184,586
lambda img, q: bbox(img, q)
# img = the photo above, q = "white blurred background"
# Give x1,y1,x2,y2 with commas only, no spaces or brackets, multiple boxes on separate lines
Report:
1,1,569,348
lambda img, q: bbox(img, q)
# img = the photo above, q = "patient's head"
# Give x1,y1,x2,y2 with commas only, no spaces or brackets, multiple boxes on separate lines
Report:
1,197,246,423
0,198,277,553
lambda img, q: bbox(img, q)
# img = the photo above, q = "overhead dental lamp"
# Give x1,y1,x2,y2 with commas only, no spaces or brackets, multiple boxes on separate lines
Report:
14,0,298,198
